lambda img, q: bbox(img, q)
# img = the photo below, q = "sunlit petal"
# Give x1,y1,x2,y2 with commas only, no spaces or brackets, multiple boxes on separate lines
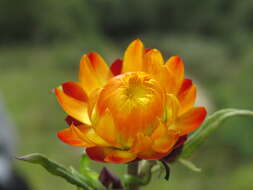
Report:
57,127,94,147
143,49,164,75
79,52,112,94
165,56,184,94
71,124,111,147
93,109,120,147
55,87,91,125
122,39,144,73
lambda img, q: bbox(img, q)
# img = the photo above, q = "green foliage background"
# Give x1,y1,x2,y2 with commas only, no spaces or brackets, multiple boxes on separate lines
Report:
0,0,253,189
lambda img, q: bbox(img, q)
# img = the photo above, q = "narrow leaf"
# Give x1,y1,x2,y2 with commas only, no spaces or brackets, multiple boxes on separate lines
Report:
178,158,201,172
16,153,99,190
180,109,253,158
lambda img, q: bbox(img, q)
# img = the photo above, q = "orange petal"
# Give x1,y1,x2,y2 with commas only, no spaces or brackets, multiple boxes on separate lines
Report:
86,147,136,163
131,133,153,154
143,50,182,94
175,107,207,135
122,39,144,73
137,150,168,160
105,149,136,163
57,127,94,147
79,52,112,95
143,49,164,75
62,81,88,102
55,87,91,125
177,79,197,115
110,59,122,76
71,124,111,147
165,56,184,94
93,109,120,147
143,49,176,91
151,122,178,153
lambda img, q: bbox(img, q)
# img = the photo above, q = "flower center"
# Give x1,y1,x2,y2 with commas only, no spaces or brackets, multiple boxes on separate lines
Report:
122,72,157,108
97,72,165,137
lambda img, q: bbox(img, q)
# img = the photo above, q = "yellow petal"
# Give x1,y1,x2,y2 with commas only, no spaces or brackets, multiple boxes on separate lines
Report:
165,56,184,94
122,39,144,73
93,109,120,147
79,52,112,95
55,87,91,125
71,124,111,147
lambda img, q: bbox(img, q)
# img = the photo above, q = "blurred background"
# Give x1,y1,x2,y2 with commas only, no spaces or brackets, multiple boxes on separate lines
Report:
0,0,253,189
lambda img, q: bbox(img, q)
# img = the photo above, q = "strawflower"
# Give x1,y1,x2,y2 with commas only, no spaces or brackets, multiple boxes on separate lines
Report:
55,39,207,163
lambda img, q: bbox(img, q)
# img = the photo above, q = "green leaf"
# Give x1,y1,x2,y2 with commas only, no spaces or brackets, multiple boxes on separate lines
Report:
16,153,105,190
180,109,253,158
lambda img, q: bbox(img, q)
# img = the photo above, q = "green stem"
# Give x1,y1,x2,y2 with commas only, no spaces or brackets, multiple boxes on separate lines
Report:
125,160,157,190
127,161,140,190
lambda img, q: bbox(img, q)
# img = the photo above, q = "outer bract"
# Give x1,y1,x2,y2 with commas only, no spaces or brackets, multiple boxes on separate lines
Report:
55,39,207,163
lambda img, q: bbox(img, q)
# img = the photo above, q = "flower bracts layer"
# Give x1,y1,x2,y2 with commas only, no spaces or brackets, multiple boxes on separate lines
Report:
55,39,207,163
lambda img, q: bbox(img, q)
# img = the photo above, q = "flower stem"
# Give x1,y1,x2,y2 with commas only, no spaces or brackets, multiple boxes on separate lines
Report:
127,161,140,190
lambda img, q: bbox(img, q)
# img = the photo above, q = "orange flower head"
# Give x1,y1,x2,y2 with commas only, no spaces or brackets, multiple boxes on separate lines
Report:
55,39,207,163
